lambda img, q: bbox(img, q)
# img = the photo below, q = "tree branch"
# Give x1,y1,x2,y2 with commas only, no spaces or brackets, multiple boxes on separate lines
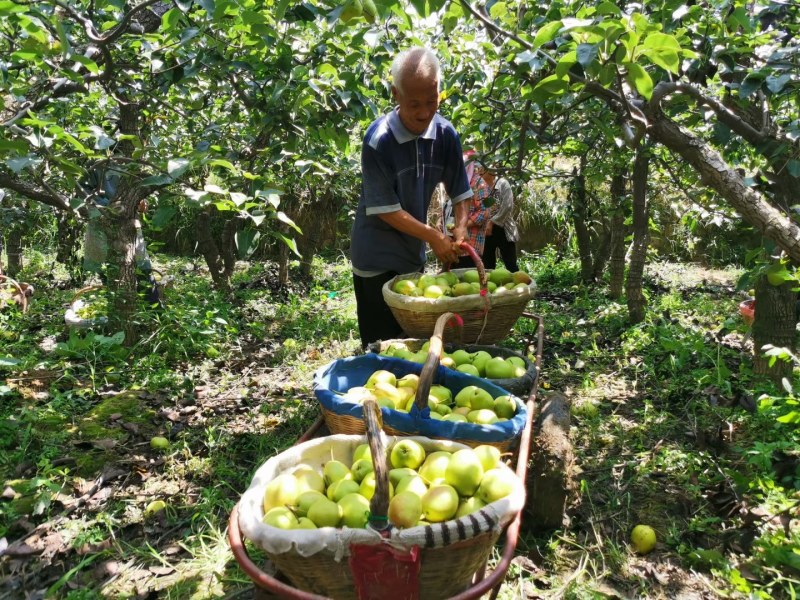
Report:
0,170,72,212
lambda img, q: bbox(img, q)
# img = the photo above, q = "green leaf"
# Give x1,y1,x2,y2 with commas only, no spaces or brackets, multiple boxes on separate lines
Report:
161,7,181,30
141,174,173,187
151,206,177,228
207,158,237,171
642,32,682,52
787,160,800,178
625,62,653,100
277,233,301,257
576,43,598,67
739,74,764,100
533,21,562,48
489,2,507,19
275,0,290,20
530,74,569,103
595,1,621,15
640,48,680,74
70,54,100,74
167,158,190,179
277,211,302,233
0,1,29,14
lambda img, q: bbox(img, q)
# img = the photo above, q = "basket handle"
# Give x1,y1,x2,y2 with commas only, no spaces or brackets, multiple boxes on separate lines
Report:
447,242,489,291
0,275,28,313
362,399,391,532
70,284,104,305
413,312,463,412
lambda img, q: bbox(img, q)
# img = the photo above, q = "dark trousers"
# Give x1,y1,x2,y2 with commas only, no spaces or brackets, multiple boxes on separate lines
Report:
353,271,405,349
482,226,518,272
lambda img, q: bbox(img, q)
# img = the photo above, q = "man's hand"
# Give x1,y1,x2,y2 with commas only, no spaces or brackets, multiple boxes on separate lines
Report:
451,224,467,246
430,230,461,265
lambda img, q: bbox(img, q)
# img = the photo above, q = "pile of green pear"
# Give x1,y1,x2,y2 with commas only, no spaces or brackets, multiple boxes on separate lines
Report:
261,439,517,530
340,369,517,425
379,342,527,380
392,267,532,299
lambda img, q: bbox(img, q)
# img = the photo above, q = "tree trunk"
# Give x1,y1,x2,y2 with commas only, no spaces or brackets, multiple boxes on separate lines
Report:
570,160,594,283
56,214,83,285
277,238,290,286
752,273,797,381
626,146,650,324
101,196,139,345
590,217,612,281
5,225,23,277
196,208,233,292
608,170,627,299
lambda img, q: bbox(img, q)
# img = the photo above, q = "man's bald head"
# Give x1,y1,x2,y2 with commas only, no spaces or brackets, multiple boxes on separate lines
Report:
391,47,440,95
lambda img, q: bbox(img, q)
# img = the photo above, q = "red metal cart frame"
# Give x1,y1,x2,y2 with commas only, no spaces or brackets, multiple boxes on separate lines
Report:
228,313,545,599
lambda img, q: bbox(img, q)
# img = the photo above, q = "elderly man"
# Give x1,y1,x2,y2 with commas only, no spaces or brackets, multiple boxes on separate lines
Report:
350,47,472,347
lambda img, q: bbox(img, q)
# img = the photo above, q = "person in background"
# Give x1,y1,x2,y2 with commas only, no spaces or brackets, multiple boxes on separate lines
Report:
350,47,472,348
478,163,519,272
452,156,492,269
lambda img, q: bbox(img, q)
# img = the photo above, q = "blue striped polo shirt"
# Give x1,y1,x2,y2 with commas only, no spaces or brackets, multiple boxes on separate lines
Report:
350,109,472,277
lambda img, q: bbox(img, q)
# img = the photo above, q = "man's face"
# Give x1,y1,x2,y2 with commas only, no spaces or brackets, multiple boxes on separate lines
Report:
392,74,439,136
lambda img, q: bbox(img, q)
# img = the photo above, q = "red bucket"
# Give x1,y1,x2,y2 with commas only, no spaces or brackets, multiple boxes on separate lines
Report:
739,299,755,326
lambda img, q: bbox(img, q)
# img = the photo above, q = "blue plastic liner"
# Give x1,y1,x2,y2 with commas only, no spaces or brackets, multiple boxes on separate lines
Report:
312,354,527,445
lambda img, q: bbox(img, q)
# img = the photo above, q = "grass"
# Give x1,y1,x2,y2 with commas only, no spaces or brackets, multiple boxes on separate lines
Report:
0,248,798,598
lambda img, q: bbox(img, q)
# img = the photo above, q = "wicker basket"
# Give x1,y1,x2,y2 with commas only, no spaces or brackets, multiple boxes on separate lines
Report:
236,401,526,599
382,245,535,344
368,338,538,397
64,285,108,329
314,313,526,453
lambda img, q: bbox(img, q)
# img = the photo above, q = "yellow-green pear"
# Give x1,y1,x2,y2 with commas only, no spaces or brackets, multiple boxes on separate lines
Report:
359,472,394,500
455,496,486,518
388,468,418,488
468,409,499,425
443,413,468,423
434,403,452,416
454,407,471,416
470,351,492,376
352,443,372,463
456,364,480,377
421,484,459,523
338,492,371,528
419,451,452,483
478,468,517,503
351,458,374,483
450,349,472,366
262,473,300,513
293,466,325,494
485,357,515,379
397,374,420,391
263,507,299,529
473,445,501,472
307,497,342,527
440,356,457,369
365,369,396,389
396,475,428,498
323,460,352,486
373,381,404,407
294,517,317,529
429,384,452,404
445,449,484,496
388,491,422,528
390,439,426,469
327,478,360,502
344,386,375,403
296,490,326,516
493,395,517,419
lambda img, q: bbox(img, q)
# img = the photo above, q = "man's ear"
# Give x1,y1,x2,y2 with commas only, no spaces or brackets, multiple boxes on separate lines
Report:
391,85,399,103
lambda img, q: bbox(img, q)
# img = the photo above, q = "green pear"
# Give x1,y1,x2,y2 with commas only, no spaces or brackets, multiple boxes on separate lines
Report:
423,284,446,299
473,445,502,472
489,267,513,286
397,374,420,391
478,468,517,503
390,439,426,469
338,492,370,528
263,506,299,529
296,490,326,516
434,403,452,416
373,381,403,407
461,269,480,284
365,369,396,389
388,467,418,487
421,484,459,523
443,413,468,423
351,458,374,483
429,411,443,420
484,357,515,379
455,496,486,518
393,279,416,295
445,449,485,496
307,497,342,528
493,395,517,419
323,460,353,486
344,386,376,403
418,451,452,484
455,385,494,410
352,443,372,463
467,409,499,425
429,384,453,405
388,491,422,528
471,351,493,376
417,274,437,290
395,475,428,498
457,364,480,377
450,349,472,366
262,473,300,513
506,356,526,369
440,356,457,369
359,472,394,500
294,517,317,529
293,466,325,494
437,271,459,287
452,282,474,296
453,407,471,416
327,478,360,502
